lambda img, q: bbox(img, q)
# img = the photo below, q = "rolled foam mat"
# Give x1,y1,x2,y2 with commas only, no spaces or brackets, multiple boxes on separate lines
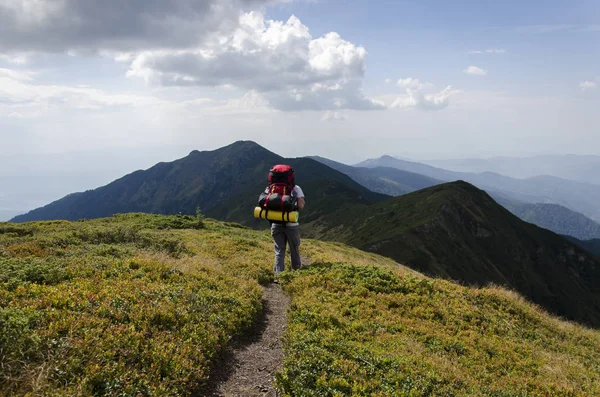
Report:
254,207,299,223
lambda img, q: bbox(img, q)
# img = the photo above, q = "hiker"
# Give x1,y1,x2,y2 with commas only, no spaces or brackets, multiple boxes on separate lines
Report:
259,165,305,276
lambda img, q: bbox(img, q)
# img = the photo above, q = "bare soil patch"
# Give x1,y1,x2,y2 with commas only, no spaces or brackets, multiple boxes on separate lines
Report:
199,284,290,397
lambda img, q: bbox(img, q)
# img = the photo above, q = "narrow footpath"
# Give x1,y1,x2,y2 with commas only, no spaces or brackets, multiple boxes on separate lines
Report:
202,284,291,397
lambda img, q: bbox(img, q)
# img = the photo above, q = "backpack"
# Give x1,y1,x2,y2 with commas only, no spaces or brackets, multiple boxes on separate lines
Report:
258,165,298,212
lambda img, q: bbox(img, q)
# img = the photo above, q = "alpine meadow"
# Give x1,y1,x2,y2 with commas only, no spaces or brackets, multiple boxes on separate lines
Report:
2,214,600,396
2,0,600,396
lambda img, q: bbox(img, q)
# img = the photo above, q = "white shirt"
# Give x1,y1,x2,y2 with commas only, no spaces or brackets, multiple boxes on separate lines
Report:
288,185,304,227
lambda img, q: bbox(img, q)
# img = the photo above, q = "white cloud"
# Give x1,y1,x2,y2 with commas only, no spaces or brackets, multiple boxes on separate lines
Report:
580,81,597,92
0,0,278,53
387,77,460,111
1,1,380,112
464,65,488,76
321,111,346,121
113,52,135,63
385,78,392,84
397,77,423,89
127,12,382,111
390,86,461,111
0,69,160,117
395,77,434,90
0,68,36,81
469,49,506,54
0,53,31,64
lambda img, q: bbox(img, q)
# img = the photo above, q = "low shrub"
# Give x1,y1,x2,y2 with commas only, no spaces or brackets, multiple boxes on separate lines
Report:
0,257,70,290
277,262,600,396
0,215,265,396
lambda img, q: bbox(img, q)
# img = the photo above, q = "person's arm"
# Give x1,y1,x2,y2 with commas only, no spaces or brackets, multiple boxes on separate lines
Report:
297,197,305,210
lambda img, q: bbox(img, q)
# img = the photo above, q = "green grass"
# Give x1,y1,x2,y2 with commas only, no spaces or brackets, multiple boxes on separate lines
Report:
0,213,406,396
0,214,265,395
277,262,600,396
3,213,600,396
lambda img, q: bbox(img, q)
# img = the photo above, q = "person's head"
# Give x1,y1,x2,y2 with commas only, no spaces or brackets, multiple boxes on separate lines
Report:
269,164,295,186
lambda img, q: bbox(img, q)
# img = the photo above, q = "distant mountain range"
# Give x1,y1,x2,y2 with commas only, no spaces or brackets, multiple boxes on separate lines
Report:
11,141,388,225
313,155,600,240
498,201,600,241
303,181,600,327
308,156,442,196
424,154,600,185
13,143,600,243
356,155,600,222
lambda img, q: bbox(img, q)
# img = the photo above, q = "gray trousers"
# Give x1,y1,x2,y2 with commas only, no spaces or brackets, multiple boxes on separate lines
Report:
271,223,301,275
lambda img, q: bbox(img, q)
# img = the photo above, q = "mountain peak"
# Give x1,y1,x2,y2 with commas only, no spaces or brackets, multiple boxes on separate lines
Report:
11,140,386,225
188,140,265,156
226,140,262,149
216,140,279,158
439,180,489,196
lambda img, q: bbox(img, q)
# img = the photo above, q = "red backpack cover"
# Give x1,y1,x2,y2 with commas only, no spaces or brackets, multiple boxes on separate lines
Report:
258,165,297,212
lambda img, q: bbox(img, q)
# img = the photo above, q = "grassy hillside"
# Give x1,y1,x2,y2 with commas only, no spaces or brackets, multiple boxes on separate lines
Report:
0,214,402,396
0,215,262,395
305,181,600,327
278,263,600,396
11,142,388,224
2,214,600,396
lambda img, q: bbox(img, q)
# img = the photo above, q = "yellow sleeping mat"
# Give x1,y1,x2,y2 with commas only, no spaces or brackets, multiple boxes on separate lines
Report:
254,207,299,223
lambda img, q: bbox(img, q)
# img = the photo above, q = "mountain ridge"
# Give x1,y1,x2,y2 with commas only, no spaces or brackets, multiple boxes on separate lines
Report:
304,180,600,327
356,155,600,222
309,155,442,196
316,154,600,241
500,201,600,241
424,154,600,184
11,141,389,224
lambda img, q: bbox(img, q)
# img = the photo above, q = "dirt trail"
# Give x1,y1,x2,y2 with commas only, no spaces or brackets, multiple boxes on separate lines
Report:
201,284,290,397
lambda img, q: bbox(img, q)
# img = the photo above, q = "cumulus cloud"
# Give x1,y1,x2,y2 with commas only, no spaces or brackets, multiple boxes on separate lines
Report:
580,81,597,92
387,77,460,111
396,78,422,89
390,85,461,111
464,65,488,76
127,12,382,111
396,77,434,90
469,49,506,54
0,0,275,53
0,0,381,112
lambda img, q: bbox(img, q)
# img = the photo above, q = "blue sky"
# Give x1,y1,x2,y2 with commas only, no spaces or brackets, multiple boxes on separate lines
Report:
268,0,599,90
0,0,598,219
